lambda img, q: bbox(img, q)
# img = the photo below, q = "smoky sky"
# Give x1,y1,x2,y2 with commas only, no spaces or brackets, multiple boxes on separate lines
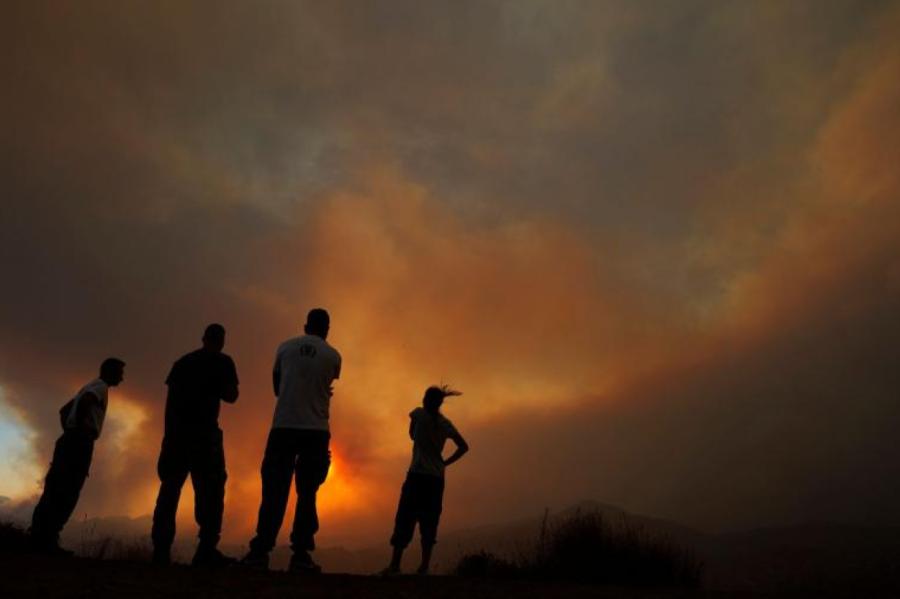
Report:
1,0,899,544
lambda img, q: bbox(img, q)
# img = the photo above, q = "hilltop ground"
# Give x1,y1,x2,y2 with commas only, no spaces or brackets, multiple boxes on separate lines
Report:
0,552,886,599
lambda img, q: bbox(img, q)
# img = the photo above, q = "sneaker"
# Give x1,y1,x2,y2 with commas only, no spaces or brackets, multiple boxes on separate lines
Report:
289,551,322,575
377,565,401,577
191,547,237,567
39,543,75,558
240,550,270,570
29,535,74,558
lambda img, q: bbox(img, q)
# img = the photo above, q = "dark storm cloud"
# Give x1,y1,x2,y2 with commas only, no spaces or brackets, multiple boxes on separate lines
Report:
1,0,899,541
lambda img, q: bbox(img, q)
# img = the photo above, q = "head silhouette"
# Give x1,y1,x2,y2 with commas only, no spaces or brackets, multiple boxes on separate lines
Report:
202,323,226,353
100,358,126,387
304,308,330,339
422,385,462,413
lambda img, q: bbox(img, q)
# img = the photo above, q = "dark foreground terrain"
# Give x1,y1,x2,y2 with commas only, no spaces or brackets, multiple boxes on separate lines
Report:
0,552,890,599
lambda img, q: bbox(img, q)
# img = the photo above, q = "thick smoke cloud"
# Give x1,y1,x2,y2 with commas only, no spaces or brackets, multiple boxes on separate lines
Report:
1,0,898,544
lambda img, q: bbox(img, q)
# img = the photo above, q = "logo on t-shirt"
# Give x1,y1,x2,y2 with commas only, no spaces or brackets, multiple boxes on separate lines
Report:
299,344,317,358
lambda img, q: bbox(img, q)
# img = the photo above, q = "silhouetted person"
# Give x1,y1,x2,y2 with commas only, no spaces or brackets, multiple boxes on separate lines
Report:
29,357,126,555
242,308,341,573
381,385,468,575
151,324,239,567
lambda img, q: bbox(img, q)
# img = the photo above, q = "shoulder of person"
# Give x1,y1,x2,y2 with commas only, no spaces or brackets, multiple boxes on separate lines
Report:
438,413,458,433
273,340,291,359
80,389,101,404
87,378,108,394
410,407,425,419
323,341,341,361
76,382,104,407
278,336,303,351
176,350,200,366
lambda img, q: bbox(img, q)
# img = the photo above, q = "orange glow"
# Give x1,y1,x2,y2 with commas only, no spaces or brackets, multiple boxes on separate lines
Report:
317,449,370,516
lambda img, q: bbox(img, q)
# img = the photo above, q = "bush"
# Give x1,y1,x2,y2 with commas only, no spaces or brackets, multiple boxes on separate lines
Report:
77,521,153,562
454,509,703,588
79,536,153,562
0,521,29,553
453,550,518,578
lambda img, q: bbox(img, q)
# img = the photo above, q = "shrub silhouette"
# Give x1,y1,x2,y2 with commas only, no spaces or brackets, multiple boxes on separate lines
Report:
454,509,702,587
454,550,519,578
0,521,28,553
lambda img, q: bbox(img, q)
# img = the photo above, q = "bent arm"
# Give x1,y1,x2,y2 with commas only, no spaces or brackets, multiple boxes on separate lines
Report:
75,392,101,438
222,383,239,404
443,431,469,467
221,359,240,404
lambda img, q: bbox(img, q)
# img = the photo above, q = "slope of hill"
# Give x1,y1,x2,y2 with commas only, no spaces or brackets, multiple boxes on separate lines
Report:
300,502,900,593
6,500,900,593
0,545,866,599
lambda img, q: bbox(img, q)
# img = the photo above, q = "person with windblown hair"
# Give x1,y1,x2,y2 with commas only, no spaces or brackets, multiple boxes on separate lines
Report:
381,385,469,575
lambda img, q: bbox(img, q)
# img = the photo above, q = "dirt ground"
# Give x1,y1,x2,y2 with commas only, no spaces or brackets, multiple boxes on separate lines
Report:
0,553,888,599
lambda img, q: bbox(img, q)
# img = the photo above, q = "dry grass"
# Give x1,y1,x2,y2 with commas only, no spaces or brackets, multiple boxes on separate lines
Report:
454,509,703,588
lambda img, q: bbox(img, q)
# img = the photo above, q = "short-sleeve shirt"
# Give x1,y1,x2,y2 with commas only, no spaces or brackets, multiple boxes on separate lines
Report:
164,349,239,437
64,378,109,438
271,335,341,431
408,407,459,478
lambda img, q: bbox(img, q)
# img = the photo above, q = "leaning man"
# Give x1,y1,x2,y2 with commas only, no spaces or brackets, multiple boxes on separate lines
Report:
29,357,126,555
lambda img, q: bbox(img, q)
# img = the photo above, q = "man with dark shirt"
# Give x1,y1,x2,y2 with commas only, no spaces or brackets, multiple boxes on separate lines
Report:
151,324,239,566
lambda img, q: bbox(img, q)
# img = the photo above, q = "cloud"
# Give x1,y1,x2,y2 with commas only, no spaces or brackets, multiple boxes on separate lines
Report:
1,0,899,545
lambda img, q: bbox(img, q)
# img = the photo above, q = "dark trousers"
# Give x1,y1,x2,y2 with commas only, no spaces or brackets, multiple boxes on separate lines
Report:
30,431,95,543
249,428,331,554
390,471,445,549
151,431,227,552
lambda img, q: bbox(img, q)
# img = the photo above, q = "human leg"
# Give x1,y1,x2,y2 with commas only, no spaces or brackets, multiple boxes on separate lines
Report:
290,430,330,555
246,429,298,558
151,437,190,563
415,474,444,574
384,473,419,573
30,433,94,549
190,434,227,551
191,434,232,566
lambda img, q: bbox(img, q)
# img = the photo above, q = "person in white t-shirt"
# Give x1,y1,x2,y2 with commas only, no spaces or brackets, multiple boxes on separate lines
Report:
381,385,469,575
243,308,341,573
29,357,126,555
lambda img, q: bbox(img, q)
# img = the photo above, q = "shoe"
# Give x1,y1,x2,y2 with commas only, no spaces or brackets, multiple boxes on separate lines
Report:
39,544,75,558
151,548,171,566
289,551,322,575
377,566,401,577
240,550,270,570
191,546,237,567
29,535,74,558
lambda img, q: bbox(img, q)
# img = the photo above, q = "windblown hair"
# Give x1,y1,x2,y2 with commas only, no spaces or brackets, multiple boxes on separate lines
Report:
423,384,462,412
